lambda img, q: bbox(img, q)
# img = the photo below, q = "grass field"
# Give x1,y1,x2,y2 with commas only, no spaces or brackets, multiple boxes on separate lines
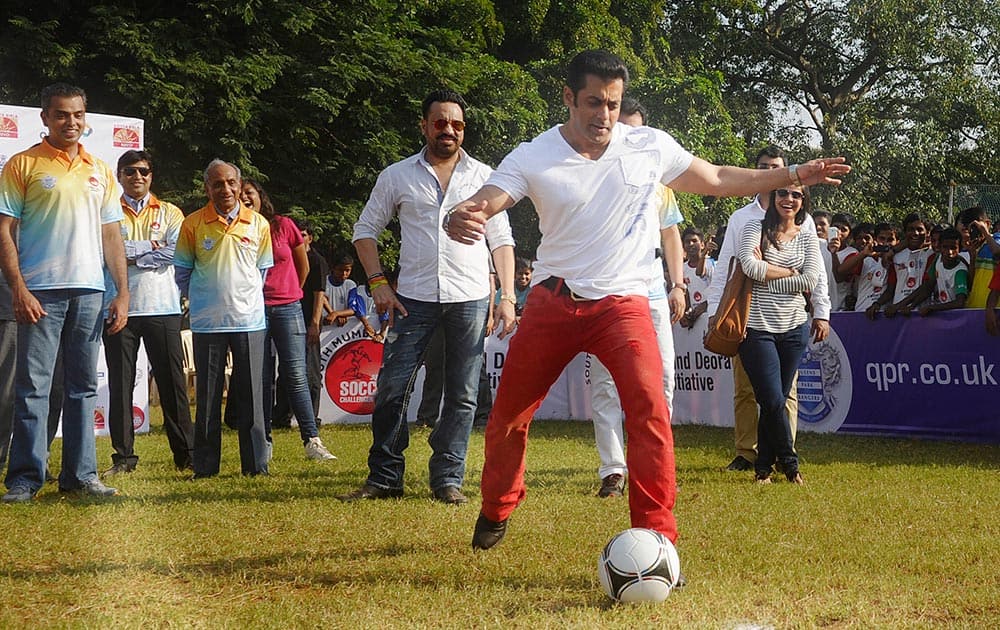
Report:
1,414,998,629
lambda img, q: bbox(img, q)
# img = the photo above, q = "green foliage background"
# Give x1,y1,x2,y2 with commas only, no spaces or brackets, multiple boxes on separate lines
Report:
2,0,999,265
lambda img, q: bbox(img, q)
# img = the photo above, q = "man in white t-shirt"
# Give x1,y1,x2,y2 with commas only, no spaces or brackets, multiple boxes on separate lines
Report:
587,97,686,500
704,146,832,473
444,50,849,552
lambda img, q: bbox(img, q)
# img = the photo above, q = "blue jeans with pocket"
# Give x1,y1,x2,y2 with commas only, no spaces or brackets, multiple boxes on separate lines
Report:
5,289,103,492
366,295,488,492
737,323,809,477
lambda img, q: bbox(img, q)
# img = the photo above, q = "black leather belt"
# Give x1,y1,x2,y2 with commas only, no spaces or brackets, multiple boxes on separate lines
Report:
540,276,592,301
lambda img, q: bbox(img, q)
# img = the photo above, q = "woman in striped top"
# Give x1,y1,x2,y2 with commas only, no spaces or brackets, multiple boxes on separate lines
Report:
736,186,821,485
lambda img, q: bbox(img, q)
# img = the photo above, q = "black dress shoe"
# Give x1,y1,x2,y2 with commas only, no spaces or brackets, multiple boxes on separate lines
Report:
102,463,134,478
337,483,404,502
433,486,468,505
472,513,508,550
726,456,754,471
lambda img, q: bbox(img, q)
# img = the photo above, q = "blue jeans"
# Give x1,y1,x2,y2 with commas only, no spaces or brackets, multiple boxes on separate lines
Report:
262,302,319,443
5,289,103,491
367,295,488,491
738,323,809,477
192,330,269,477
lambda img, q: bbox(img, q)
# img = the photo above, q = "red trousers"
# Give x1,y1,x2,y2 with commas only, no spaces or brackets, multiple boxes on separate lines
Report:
480,283,678,542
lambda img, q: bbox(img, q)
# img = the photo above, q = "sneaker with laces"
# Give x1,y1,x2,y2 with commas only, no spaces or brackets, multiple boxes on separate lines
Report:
60,479,119,497
597,473,625,498
304,436,336,461
2,485,36,503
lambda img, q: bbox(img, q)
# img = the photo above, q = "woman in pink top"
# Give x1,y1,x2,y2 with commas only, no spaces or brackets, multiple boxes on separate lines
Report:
238,179,335,461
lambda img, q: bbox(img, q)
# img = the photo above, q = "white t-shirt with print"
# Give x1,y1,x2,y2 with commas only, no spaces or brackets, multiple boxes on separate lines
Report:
486,124,694,300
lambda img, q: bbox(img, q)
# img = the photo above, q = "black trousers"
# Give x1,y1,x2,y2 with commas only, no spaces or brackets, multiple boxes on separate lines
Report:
103,314,193,469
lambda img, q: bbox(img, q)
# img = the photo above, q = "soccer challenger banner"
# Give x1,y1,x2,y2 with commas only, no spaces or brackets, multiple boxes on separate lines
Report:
319,309,999,444
2,103,149,436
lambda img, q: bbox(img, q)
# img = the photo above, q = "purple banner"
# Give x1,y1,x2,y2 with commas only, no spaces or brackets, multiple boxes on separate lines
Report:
801,310,1000,443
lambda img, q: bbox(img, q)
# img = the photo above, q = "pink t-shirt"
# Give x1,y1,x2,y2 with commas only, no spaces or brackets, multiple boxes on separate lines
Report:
263,215,304,306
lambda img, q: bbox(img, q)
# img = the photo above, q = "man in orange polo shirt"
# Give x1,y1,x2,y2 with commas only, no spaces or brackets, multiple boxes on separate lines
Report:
0,83,130,502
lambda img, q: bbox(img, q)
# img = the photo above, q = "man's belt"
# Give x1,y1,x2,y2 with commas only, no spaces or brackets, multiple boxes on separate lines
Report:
539,276,593,302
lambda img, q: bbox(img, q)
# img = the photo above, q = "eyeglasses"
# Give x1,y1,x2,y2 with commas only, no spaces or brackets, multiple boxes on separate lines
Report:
121,167,152,177
776,189,804,200
431,119,465,132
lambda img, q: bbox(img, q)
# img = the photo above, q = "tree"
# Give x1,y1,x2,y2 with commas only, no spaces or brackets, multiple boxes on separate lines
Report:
666,0,1000,221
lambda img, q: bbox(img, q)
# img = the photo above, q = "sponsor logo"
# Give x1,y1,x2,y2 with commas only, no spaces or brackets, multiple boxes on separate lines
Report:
113,125,141,148
906,276,917,288
796,327,852,432
0,114,18,138
132,406,145,431
324,339,384,415
88,175,102,193
203,237,215,251
41,175,57,190
692,290,703,302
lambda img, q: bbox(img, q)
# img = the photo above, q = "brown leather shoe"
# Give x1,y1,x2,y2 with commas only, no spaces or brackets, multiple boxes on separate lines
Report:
432,485,468,505
337,483,404,502
472,513,508,551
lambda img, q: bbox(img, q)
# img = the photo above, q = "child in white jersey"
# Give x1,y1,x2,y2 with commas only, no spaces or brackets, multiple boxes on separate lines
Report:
895,227,969,316
323,252,357,327
872,214,935,318
679,226,714,328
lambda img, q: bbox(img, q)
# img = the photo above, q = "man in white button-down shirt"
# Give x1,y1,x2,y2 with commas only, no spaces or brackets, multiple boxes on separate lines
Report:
340,90,516,505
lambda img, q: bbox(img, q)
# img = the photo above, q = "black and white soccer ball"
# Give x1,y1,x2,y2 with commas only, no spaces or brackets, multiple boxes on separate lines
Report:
597,527,681,603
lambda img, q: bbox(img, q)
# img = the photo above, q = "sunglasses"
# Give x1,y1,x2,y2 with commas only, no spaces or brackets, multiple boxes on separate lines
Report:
776,189,804,200
121,166,152,177
431,119,465,132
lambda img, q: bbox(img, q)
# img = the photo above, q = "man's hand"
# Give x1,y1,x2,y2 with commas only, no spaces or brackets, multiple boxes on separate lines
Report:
865,303,880,321
667,288,685,324
494,300,517,339
884,303,899,318
371,283,407,328
105,294,129,334
810,318,830,343
306,322,320,346
797,157,852,187
12,285,46,324
444,200,488,245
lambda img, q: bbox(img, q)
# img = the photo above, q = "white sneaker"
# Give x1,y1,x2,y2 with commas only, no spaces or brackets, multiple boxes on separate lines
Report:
304,437,336,461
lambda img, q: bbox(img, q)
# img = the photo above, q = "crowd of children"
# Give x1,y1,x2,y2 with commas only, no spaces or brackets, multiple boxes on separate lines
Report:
672,206,998,329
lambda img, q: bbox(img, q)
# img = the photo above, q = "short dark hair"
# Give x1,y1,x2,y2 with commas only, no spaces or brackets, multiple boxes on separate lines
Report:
330,251,355,268
566,50,629,96
812,210,831,222
117,150,153,172
958,205,988,226
294,217,315,235
620,97,647,125
422,90,467,118
901,212,926,232
853,222,876,239
831,213,854,229
939,227,962,244
515,256,532,272
874,222,897,239
40,83,87,111
754,144,785,166
681,226,704,240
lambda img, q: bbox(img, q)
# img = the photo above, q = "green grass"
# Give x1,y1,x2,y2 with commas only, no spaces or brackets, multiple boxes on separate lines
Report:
1,413,998,629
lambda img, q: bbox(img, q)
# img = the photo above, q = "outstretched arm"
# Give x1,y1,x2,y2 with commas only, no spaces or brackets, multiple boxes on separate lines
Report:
668,157,850,198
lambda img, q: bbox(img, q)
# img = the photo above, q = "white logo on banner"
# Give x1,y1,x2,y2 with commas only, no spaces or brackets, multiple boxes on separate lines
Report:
796,327,853,432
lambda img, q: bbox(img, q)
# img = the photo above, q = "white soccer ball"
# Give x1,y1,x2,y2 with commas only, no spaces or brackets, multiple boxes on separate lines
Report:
597,527,681,603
